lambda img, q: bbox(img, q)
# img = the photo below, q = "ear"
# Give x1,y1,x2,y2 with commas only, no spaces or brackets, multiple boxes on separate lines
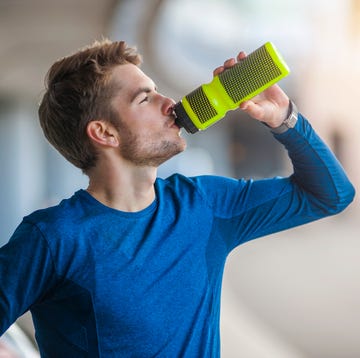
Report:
86,121,119,148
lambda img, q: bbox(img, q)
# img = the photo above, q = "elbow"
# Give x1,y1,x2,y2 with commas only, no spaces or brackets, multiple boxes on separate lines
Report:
328,181,356,215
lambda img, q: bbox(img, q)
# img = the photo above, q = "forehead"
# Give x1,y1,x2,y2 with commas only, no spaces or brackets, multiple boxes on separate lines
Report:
110,63,155,94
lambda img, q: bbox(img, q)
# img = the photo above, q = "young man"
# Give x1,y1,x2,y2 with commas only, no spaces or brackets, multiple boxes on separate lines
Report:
0,39,355,357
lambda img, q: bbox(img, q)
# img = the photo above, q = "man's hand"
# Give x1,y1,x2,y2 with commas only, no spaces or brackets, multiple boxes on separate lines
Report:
213,51,290,128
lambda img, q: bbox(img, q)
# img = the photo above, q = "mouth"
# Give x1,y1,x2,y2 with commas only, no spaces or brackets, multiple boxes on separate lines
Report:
167,114,180,129
171,107,182,129
171,120,180,130
167,118,183,137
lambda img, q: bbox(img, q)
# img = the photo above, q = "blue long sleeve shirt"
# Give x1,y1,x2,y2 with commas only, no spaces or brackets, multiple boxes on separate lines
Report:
0,114,355,357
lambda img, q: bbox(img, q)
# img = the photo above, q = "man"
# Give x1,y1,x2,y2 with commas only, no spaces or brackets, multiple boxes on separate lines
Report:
0,39,355,357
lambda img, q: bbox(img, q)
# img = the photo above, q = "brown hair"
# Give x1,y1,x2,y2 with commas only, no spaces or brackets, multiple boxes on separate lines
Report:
38,39,142,173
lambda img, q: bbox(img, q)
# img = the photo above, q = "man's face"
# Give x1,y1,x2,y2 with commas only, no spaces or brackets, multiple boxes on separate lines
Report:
109,64,186,167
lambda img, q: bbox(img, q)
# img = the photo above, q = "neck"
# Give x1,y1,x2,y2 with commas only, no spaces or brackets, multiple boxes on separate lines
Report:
86,159,157,212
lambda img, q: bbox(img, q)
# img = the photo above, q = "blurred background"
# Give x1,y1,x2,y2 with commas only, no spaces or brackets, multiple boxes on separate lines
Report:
0,0,359,356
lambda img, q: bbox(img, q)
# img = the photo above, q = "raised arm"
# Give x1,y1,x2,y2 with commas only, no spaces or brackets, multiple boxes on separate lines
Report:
206,53,355,247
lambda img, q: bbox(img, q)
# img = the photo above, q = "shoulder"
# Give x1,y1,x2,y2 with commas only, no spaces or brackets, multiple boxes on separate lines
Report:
155,173,249,209
156,173,226,193
157,173,247,191
159,172,244,183
22,190,86,234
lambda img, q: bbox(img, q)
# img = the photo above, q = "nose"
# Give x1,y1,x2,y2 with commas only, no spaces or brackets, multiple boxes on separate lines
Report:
160,95,176,116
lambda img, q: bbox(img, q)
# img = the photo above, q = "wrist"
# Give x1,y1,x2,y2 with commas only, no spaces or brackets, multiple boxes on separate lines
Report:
270,100,298,134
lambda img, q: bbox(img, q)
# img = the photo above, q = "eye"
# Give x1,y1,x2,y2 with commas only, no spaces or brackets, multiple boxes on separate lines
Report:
139,96,148,104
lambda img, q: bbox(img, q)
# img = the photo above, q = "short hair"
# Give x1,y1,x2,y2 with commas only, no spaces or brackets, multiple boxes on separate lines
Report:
38,39,142,173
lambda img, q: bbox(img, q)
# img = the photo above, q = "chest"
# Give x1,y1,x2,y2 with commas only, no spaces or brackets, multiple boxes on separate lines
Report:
45,199,227,354
83,219,213,347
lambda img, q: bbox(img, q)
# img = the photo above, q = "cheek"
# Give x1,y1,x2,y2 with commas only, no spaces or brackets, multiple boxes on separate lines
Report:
115,105,164,137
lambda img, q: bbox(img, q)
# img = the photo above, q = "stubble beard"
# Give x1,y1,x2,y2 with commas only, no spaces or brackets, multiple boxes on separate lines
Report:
119,129,186,167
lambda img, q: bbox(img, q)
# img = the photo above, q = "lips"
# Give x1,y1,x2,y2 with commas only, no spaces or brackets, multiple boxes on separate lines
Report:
167,116,180,129
171,121,180,129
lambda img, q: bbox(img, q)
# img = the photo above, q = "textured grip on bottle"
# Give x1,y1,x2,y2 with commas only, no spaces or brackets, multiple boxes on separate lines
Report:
219,45,282,103
185,87,218,124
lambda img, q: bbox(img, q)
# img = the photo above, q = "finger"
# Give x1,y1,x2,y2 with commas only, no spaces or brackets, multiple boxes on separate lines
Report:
213,65,225,76
223,58,236,69
237,51,247,62
239,100,265,120
213,53,246,76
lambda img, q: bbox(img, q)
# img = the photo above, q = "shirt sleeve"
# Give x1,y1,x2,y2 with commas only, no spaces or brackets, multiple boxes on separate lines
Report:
192,114,355,250
0,221,58,336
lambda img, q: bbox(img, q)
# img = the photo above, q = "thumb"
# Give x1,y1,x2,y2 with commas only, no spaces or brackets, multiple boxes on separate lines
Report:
239,101,265,121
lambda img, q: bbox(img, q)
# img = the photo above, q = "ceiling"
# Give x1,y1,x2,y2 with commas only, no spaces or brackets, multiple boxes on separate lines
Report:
0,0,117,100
